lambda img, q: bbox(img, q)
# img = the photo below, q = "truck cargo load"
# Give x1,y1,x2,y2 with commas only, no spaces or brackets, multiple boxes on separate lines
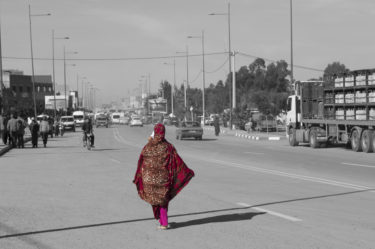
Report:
286,69,375,153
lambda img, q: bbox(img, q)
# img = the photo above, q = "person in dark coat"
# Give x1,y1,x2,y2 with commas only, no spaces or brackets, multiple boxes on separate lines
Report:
214,116,220,136
16,117,26,148
29,118,39,148
2,113,10,145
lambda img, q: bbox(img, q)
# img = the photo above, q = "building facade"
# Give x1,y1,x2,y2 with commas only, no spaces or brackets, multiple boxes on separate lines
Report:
1,71,53,116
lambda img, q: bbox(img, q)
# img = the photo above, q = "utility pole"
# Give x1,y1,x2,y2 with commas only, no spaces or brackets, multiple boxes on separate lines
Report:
0,21,4,113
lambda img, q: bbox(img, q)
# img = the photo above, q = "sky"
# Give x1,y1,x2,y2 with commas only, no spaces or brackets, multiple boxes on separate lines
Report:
1,0,375,106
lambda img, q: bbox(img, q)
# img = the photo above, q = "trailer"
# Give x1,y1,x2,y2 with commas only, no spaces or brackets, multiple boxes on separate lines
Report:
286,69,375,153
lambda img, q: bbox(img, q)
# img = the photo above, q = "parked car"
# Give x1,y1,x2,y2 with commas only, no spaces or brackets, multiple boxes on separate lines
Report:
60,116,76,131
176,121,203,140
96,115,109,128
129,117,143,127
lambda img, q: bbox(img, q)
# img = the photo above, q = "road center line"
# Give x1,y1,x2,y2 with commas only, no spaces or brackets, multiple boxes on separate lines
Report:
244,152,264,155
341,162,375,169
194,157,374,191
237,202,302,222
110,158,121,164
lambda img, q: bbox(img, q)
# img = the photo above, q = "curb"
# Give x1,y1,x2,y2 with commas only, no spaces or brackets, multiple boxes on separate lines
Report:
234,133,284,141
0,137,32,157
202,127,285,141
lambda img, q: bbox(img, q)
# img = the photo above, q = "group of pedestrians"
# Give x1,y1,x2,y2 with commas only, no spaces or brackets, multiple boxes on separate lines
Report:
0,112,54,149
0,112,27,148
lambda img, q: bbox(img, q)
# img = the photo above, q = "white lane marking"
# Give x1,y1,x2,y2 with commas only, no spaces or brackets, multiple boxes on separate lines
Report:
341,162,375,169
244,152,265,155
197,157,374,191
113,128,142,149
237,202,302,222
110,158,121,164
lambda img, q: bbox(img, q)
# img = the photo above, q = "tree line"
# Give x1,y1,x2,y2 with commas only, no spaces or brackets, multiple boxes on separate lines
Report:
156,58,348,126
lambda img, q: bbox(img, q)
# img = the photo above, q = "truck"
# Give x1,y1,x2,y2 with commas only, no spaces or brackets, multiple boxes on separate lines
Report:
286,69,375,153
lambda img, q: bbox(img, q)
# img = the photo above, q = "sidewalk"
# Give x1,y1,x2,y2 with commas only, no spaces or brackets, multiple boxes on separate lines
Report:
203,126,287,141
0,132,32,156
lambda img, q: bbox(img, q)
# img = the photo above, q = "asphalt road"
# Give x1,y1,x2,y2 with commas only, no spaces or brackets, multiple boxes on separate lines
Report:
0,125,374,249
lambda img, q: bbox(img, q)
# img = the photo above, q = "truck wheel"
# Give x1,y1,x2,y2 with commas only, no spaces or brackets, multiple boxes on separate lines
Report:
288,128,299,146
351,129,362,152
309,130,319,148
361,130,373,153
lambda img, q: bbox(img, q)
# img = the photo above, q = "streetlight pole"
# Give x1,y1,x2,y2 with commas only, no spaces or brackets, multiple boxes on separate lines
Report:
187,30,206,125
0,20,3,113
290,0,294,87
163,58,176,115
29,5,51,117
209,3,234,129
176,48,189,109
52,30,69,118
63,46,77,113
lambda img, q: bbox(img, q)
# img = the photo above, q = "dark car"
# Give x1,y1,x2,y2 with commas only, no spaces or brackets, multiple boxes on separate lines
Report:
176,121,203,140
96,116,109,128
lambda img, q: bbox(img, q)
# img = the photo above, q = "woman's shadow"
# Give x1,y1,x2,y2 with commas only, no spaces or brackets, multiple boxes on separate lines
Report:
168,211,265,229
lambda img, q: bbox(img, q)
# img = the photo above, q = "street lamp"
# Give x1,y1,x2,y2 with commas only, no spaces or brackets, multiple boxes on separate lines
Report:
77,75,86,108
0,20,4,113
29,5,51,117
187,30,206,125
176,47,189,109
52,30,69,117
63,46,77,112
290,0,294,87
163,58,176,115
209,3,235,129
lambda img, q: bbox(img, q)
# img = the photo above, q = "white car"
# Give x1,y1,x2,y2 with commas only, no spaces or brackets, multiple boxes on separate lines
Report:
60,116,76,131
129,117,143,127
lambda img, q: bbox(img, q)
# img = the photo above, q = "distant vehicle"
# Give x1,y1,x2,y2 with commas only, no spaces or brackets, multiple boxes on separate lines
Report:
96,115,109,128
176,121,203,140
119,116,130,125
73,111,85,127
36,114,49,124
129,116,143,127
111,112,124,124
252,113,277,132
60,116,76,131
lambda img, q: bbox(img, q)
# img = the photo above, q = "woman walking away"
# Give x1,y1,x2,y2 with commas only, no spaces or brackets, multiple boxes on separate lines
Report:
40,116,49,147
133,123,194,230
29,118,39,148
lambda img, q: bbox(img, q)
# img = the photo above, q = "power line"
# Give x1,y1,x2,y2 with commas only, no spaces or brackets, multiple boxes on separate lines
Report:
189,70,202,84
205,57,229,74
2,51,227,62
3,50,324,73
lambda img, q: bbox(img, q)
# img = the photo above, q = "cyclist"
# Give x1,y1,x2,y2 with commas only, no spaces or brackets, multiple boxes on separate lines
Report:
82,117,95,147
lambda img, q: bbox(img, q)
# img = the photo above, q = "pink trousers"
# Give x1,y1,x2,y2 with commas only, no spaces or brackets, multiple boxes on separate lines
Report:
159,207,168,226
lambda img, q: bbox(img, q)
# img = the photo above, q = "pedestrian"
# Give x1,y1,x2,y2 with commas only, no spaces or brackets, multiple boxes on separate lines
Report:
7,113,18,148
2,113,10,145
29,118,39,148
40,116,49,148
214,115,220,136
16,117,26,148
133,123,195,230
0,112,4,145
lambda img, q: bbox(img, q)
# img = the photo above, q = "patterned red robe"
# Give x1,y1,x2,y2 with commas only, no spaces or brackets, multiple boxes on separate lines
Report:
133,124,194,219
